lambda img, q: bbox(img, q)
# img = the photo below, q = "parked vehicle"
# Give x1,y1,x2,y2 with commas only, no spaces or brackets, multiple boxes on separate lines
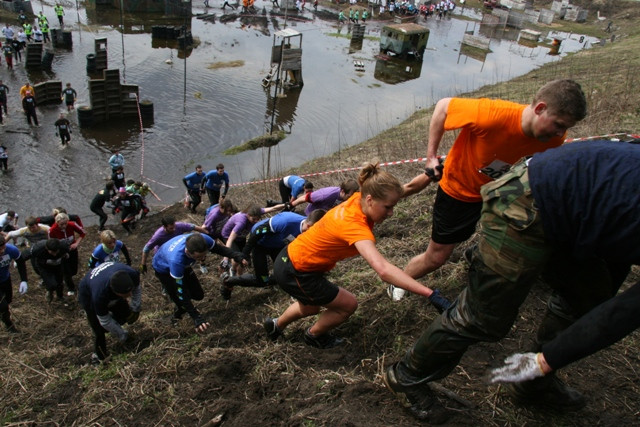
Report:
379,23,430,59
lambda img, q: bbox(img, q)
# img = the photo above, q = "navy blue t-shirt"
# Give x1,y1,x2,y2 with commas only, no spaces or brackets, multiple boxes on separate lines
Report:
528,140,640,265
78,262,140,315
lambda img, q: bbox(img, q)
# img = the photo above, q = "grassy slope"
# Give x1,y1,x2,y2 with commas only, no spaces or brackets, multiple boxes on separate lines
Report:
2,2,640,425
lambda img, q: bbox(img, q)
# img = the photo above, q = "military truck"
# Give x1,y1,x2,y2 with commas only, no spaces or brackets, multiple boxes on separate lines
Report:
379,23,430,59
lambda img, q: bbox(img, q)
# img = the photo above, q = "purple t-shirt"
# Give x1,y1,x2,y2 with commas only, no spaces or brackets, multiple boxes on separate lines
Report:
304,186,341,215
203,206,228,238
221,209,265,240
142,222,195,254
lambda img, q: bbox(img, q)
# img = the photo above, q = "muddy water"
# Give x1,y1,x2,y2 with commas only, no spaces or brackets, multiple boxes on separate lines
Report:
0,2,596,224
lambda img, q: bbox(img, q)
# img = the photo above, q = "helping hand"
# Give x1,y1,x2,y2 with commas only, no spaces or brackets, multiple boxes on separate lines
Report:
489,352,546,383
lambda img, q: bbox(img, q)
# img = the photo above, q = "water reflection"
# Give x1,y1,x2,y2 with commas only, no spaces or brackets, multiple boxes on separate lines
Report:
3,3,599,223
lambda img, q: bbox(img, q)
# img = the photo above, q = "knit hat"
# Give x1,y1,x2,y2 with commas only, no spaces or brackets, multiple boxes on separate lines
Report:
109,271,134,294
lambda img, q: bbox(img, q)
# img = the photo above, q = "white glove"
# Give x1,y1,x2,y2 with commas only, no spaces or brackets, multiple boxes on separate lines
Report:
489,352,545,383
19,281,28,294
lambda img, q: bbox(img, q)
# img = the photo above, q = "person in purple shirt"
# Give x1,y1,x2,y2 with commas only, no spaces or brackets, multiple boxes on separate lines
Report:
287,179,359,215
139,216,208,273
220,204,284,276
201,199,236,240
152,233,245,332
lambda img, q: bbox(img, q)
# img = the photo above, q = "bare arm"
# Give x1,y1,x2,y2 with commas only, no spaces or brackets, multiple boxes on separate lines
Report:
354,239,434,297
402,173,434,198
425,98,451,174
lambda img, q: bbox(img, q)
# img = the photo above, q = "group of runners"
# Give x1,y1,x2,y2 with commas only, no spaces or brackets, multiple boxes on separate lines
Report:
2,78,640,421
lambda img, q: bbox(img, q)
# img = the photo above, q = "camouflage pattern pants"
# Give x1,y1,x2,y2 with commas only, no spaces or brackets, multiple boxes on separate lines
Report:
395,161,626,385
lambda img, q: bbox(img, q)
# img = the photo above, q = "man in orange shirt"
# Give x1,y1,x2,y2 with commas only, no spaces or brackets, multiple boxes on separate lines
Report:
263,163,451,349
389,79,587,301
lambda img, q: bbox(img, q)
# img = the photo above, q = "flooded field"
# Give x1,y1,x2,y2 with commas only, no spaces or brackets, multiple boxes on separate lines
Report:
0,1,597,223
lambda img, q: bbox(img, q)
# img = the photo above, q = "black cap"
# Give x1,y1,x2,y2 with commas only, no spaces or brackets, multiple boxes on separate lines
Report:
109,271,134,294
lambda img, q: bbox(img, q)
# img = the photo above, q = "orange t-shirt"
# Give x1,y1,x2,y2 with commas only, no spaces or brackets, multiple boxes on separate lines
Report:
439,98,565,202
287,192,374,272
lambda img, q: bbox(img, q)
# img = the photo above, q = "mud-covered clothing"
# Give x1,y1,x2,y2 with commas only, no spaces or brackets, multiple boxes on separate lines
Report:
203,205,230,240
242,212,306,284
279,175,306,203
24,240,70,297
203,170,229,205
111,169,125,189
143,222,197,255
394,140,640,387
61,87,76,106
88,241,131,268
54,117,71,145
300,186,341,216
22,94,38,125
0,83,8,113
90,186,114,230
542,281,640,371
49,221,85,292
152,233,243,325
439,98,565,203
79,262,141,359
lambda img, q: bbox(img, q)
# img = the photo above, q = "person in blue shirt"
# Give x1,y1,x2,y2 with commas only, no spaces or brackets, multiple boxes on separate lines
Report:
278,175,313,204
0,239,28,332
202,163,230,206
108,149,125,172
182,165,205,213
78,262,142,365
220,209,326,300
152,233,246,332
88,230,132,268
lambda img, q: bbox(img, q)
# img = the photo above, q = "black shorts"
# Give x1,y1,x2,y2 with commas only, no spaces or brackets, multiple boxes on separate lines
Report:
431,186,482,245
273,246,339,306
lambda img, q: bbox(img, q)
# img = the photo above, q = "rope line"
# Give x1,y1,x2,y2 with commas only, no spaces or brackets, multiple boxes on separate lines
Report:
228,133,639,188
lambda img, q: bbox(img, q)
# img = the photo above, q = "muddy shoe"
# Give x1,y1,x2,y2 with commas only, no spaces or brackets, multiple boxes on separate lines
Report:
383,364,449,423
90,353,102,367
507,374,586,410
263,317,283,341
219,272,233,300
303,327,344,349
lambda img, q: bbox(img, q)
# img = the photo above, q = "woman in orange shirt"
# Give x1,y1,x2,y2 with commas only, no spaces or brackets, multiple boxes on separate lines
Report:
263,163,451,349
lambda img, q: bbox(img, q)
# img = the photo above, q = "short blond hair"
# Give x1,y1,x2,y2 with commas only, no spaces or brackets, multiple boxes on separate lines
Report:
100,230,116,244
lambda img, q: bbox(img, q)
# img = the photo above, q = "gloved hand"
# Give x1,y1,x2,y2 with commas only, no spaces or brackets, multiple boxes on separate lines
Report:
489,352,546,383
194,317,210,333
119,329,129,343
139,264,147,274
19,281,28,294
283,202,293,211
424,164,444,182
428,288,451,313
126,311,140,324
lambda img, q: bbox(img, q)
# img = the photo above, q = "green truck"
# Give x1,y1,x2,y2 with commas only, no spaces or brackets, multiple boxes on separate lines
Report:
379,23,430,59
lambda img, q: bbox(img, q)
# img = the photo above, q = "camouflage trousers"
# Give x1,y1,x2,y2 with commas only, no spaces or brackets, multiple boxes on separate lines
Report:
394,160,627,385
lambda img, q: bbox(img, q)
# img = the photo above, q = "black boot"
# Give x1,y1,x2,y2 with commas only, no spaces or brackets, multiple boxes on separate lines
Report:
507,373,585,410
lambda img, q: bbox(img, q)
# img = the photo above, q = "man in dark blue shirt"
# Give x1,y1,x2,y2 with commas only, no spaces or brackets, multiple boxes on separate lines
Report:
78,262,141,365
384,139,640,421
182,165,205,213
202,163,230,206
